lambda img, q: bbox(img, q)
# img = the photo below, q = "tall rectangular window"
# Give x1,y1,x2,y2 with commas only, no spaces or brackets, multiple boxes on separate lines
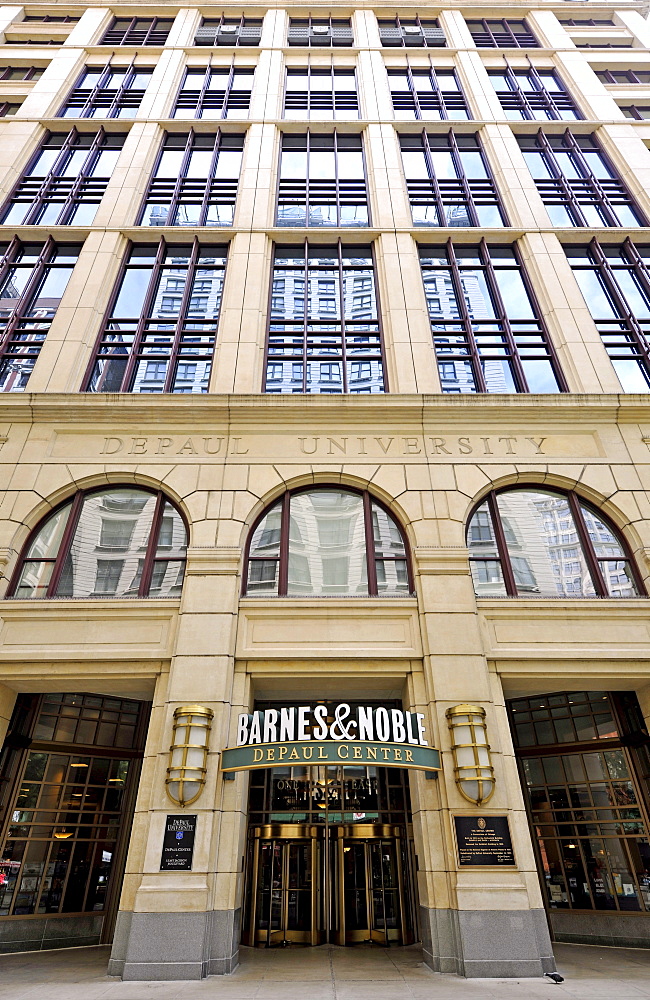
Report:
265,244,384,394
378,17,446,47
566,240,650,392
172,66,254,119
0,239,80,392
1,130,124,226
101,17,174,46
288,18,354,47
519,131,645,227
420,242,564,394
140,132,244,227
400,132,505,227
488,68,581,120
195,17,262,46
59,64,153,119
277,132,368,228
388,68,470,120
85,241,227,394
466,19,538,48
284,67,358,120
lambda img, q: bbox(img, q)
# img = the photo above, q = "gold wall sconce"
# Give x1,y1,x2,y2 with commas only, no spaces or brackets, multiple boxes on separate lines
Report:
446,704,495,806
165,705,214,807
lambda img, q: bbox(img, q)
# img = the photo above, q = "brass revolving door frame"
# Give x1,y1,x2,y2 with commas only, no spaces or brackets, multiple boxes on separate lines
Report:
246,824,320,947
336,824,408,946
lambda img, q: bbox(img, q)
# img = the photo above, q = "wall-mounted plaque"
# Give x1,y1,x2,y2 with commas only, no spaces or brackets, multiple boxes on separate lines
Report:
160,814,196,871
454,815,515,867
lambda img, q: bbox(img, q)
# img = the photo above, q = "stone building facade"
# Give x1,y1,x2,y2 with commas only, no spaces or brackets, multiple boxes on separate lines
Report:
0,0,647,982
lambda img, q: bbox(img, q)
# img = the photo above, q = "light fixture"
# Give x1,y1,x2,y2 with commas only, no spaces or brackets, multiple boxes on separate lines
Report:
54,831,73,840
446,704,495,806
69,763,88,768
165,704,214,807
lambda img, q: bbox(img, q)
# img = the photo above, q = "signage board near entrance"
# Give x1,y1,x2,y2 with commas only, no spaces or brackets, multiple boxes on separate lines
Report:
160,814,196,871
221,739,441,772
454,815,516,867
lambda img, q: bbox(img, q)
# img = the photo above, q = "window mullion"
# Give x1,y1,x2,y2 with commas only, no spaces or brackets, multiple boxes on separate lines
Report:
303,238,308,392
363,490,378,595
481,238,529,392
446,237,487,392
46,491,86,597
199,130,221,226
168,130,196,226
138,491,165,597
567,491,608,597
1,236,56,349
588,237,650,378
278,493,290,595
162,236,200,392
406,62,421,121
450,128,481,227
422,130,446,226
487,491,518,595
21,130,73,225
119,237,168,392
337,238,348,393
563,129,616,227
62,126,106,223
334,129,340,228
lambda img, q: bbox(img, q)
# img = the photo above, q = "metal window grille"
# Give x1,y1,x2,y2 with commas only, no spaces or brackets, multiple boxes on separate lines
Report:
489,67,581,120
0,66,44,81
388,66,471,120
378,16,445,48
288,17,354,48
0,238,80,392
265,242,385,394
468,488,643,597
466,19,539,48
419,240,565,394
59,62,153,119
277,132,369,228
1,128,125,226
597,69,650,84
566,238,650,393
518,130,645,227
173,65,254,119
84,239,227,394
621,105,650,120
284,66,359,120
140,131,244,227
400,131,505,227
100,17,174,46
195,16,263,47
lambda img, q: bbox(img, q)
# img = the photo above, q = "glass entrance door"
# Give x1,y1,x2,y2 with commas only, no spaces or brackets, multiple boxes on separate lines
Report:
246,825,318,946
338,827,407,945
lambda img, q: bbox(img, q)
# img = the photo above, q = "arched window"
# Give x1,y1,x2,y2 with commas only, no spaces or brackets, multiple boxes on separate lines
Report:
467,487,644,598
244,487,412,596
8,487,187,599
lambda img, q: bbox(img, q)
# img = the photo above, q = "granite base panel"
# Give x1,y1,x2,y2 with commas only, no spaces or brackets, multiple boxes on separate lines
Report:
550,910,650,949
108,908,240,980
0,914,103,954
420,906,556,978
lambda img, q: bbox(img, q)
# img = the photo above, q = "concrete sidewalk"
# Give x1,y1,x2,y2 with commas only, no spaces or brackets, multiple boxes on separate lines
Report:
0,942,648,999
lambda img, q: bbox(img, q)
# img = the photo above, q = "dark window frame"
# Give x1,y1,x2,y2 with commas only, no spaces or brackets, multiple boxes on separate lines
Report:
264,239,386,394
172,64,254,119
420,238,567,394
7,485,188,599
466,18,539,49
58,60,153,119
0,236,80,393
0,66,44,81
377,15,446,48
242,485,414,597
519,129,646,228
100,16,174,46
401,129,507,227
288,16,354,48
276,130,370,228
388,65,471,120
467,486,646,597
0,101,22,116
139,129,244,227
0,127,125,226
567,237,650,392
284,65,359,119
489,66,582,120
195,15,263,47
83,236,227,394
621,104,650,120
597,69,650,85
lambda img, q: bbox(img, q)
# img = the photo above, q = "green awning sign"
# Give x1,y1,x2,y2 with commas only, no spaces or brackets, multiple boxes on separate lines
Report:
221,703,441,773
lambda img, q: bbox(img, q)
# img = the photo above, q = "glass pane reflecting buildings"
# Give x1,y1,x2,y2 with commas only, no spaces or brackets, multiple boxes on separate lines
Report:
1,0,650,984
